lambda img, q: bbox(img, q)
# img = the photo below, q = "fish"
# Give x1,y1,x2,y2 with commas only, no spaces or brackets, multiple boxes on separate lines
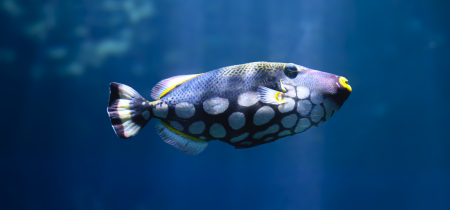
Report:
107,62,352,155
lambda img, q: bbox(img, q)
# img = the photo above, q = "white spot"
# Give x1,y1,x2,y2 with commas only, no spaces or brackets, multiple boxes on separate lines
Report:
281,114,298,128
297,100,312,116
203,97,229,115
210,123,226,138
240,141,252,146
310,91,324,104
189,121,205,134
253,124,280,139
278,97,295,113
118,100,131,108
296,86,310,99
175,102,195,119
294,118,311,133
238,91,260,107
323,98,340,120
310,105,325,123
278,130,292,137
153,102,168,118
264,137,274,141
229,112,246,130
284,85,296,98
142,110,150,120
170,121,184,131
253,106,275,126
230,132,249,143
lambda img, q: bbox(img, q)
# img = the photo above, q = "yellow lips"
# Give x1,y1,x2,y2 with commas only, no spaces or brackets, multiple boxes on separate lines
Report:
339,77,352,92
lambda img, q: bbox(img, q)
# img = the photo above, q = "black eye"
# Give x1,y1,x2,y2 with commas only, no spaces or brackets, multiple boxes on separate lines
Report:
284,64,298,79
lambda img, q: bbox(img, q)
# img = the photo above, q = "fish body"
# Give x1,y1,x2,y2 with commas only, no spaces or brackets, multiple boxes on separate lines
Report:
107,62,352,155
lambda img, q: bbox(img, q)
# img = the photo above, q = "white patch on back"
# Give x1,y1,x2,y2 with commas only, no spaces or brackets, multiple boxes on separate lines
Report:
142,110,150,120
281,114,298,128
230,132,249,143
296,86,310,99
323,98,340,120
297,100,312,116
210,123,226,138
228,112,246,130
253,124,280,139
253,106,275,126
310,91,324,105
238,91,260,107
153,102,168,118
170,121,184,131
278,97,295,113
189,121,205,134
310,105,324,123
175,102,195,119
278,130,292,137
203,97,229,115
294,118,311,133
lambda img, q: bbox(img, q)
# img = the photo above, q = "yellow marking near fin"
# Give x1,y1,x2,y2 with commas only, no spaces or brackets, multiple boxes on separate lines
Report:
159,74,202,99
275,92,286,104
339,77,352,92
161,121,207,142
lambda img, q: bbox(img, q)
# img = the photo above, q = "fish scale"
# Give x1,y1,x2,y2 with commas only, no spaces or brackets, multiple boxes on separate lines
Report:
107,62,351,155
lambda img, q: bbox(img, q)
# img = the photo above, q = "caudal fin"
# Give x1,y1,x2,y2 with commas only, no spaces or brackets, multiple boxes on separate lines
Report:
107,82,151,138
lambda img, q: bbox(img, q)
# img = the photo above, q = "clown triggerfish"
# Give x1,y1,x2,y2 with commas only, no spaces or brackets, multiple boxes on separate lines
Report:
107,62,352,155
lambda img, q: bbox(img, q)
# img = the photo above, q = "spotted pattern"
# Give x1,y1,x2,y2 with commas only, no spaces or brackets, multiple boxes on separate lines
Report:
142,110,150,120
230,132,249,143
170,121,184,131
264,137,274,141
281,114,298,128
254,106,275,126
189,121,205,134
284,84,297,98
297,100,312,116
278,97,295,113
203,97,229,115
294,118,311,133
310,105,325,123
210,123,226,138
240,141,252,146
310,91,324,105
253,124,280,139
175,102,195,119
296,86,310,99
278,130,292,137
229,112,246,130
238,91,260,107
153,102,168,118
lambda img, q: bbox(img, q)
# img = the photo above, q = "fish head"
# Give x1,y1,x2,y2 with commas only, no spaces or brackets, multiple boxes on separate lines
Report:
278,63,352,107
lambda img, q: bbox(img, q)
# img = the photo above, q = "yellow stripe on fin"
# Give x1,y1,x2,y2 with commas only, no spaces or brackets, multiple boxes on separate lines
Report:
150,74,202,100
161,121,207,142
155,121,208,155
258,86,286,105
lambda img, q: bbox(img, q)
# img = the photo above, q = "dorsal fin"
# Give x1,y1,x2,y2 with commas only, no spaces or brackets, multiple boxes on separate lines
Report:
151,74,201,100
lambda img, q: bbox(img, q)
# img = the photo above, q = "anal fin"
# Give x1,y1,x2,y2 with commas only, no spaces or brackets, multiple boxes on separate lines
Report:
155,121,208,155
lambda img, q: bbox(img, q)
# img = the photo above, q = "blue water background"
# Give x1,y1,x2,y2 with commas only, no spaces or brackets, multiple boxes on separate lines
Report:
1,0,449,209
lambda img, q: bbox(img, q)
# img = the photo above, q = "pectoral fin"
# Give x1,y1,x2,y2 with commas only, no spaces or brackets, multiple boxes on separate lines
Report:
258,86,285,105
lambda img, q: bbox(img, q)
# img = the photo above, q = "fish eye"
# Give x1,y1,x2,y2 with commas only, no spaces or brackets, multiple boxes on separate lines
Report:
284,64,298,79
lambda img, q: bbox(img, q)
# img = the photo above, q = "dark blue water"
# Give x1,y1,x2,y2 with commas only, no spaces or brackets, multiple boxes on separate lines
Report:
2,0,449,209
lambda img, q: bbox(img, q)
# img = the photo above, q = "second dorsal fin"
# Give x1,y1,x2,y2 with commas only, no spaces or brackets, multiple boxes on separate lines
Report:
151,74,201,100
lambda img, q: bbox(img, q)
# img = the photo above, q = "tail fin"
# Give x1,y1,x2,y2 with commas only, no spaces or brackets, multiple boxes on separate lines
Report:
107,82,151,138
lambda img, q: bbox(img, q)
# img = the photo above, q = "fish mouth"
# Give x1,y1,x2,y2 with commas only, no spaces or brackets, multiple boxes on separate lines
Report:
338,77,352,92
